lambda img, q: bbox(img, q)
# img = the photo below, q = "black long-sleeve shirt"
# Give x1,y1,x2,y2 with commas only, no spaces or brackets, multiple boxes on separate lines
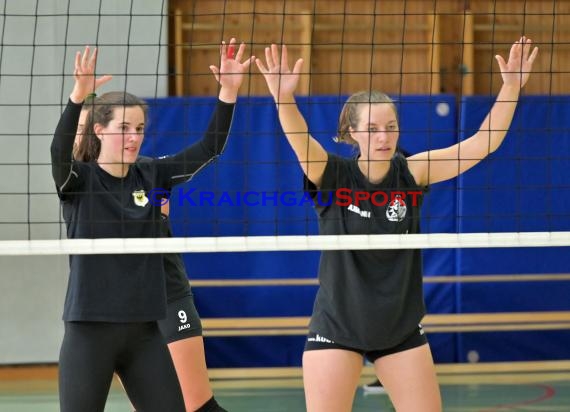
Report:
51,98,234,322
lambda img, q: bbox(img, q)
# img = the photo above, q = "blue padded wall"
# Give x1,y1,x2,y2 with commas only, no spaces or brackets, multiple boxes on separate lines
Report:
141,94,569,366
455,95,570,362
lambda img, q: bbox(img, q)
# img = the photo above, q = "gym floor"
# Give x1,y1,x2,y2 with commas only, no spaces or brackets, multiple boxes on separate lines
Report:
1,362,569,411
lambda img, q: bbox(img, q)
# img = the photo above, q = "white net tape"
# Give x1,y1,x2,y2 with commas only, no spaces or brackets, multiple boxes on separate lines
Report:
1,232,569,256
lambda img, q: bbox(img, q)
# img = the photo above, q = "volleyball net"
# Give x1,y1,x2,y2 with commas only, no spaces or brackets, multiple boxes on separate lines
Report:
0,0,569,365
1,0,569,251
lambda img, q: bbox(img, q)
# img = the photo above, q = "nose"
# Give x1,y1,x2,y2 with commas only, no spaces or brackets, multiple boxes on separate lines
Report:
374,130,390,143
126,129,142,141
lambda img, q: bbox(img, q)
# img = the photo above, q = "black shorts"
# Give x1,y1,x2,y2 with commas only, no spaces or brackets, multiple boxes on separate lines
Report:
157,295,203,344
304,325,427,363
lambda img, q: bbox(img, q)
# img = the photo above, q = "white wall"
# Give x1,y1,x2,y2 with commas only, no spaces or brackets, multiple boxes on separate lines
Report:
0,0,169,364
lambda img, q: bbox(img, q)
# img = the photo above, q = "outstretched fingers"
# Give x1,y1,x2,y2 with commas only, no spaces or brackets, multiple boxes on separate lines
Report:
292,57,304,75
494,54,507,72
264,45,275,70
255,57,268,74
233,40,245,62
280,44,289,70
271,44,281,70
74,51,82,74
81,46,90,70
209,65,220,82
525,41,539,66
95,74,113,89
496,36,539,89
88,47,100,72
71,46,112,102
257,44,299,74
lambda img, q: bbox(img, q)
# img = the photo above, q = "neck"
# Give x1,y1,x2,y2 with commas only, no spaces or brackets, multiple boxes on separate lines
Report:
97,156,130,178
357,158,391,184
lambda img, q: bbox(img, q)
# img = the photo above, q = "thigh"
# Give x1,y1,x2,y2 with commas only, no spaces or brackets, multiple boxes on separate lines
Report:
158,295,203,344
303,335,363,412
118,323,185,412
374,343,442,412
58,322,117,412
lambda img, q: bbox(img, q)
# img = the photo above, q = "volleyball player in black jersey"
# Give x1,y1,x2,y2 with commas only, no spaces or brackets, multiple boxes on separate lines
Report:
52,42,252,412
75,121,231,412
76,103,233,412
74,41,247,411
256,38,538,412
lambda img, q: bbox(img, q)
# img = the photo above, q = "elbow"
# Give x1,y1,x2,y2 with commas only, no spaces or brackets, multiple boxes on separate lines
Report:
214,143,227,157
203,138,228,158
489,135,505,154
50,139,58,156
50,144,60,166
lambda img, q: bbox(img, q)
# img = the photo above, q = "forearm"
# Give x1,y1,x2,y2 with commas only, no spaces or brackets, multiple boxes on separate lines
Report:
165,99,234,185
176,99,234,160
200,99,235,155
478,84,520,153
51,100,82,188
275,95,312,160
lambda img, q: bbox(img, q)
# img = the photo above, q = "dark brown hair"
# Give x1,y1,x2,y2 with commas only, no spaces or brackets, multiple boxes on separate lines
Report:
71,94,96,160
74,91,147,162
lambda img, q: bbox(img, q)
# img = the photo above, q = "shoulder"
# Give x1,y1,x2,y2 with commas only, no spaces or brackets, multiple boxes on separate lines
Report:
70,160,95,178
320,153,353,185
392,151,408,167
326,153,352,170
137,155,153,163
392,152,426,190
133,156,157,173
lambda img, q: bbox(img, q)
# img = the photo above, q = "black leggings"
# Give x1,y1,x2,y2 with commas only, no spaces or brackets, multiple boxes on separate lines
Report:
59,321,185,412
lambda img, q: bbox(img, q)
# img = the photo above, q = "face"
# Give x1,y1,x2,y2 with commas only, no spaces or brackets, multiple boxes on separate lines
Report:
94,106,145,165
349,103,399,161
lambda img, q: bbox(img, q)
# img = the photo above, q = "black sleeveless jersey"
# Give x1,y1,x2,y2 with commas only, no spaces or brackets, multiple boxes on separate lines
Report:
306,153,427,350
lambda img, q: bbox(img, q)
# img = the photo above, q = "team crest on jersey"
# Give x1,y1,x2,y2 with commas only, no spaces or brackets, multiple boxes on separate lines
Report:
386,195,407,222
132,190,149,207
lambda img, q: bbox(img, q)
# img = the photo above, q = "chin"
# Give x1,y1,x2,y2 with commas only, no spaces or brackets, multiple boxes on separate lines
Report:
371,151,393,161
123,152,138,164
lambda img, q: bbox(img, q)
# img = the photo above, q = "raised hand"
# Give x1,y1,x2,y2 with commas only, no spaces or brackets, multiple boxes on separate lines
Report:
209,38,254,98
70,46,112,104
255,44,303,101
495,36,539,89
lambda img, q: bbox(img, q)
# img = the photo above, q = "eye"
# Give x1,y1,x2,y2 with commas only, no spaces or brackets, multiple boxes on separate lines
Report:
387,124,398,131
121,125,129,132
136,126,144,134
368,126,378,133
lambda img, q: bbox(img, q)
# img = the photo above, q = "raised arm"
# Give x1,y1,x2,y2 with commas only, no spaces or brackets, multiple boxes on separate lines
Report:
164,99,235,186
408,37,539,187
51,46,112,190
256,44,328,187
162,39,254,186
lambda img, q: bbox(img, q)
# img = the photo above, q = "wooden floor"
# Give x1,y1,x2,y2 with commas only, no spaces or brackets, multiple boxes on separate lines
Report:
1,361,569,411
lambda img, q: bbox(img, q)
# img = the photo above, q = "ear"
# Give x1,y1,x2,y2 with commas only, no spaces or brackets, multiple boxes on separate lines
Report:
348,126,357,141
93,123,104,141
